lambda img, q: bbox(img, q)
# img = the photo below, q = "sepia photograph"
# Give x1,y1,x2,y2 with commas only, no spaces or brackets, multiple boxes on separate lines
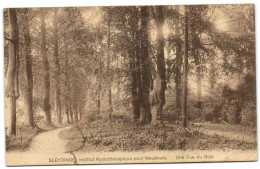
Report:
3,3,257,166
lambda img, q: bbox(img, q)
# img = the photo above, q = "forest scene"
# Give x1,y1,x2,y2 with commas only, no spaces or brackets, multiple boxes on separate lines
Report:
4,4,257,165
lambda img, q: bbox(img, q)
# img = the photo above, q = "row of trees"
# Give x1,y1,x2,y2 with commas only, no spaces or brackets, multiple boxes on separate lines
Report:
4,4,255,136
5,8,88,136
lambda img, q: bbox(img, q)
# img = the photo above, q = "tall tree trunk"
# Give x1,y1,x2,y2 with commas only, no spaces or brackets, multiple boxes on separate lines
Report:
107,9,113,118
97,75,101,115
209,62,216,90
78,82,84,121
69,94,74,123
130,8,141,121
130,56,140,121
174,7,182,121
194,55,202,108
71,80,78,122
191,27,203,109
6,8,19,136
139,6,152,124
73,111,78,122
97,36,102,116
64,44,70,124
136,43,142,120
23,8,35,128
182,8,189,128
150,6,166,127
73,101,79,123
40,8,52,126
78,101,82,120
53,8,62,124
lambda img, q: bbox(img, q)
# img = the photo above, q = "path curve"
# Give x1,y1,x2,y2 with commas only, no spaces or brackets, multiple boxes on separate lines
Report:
6,126,75,166
27,126,72,154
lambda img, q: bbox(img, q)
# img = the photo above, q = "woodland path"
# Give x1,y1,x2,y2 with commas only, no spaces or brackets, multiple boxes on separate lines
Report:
26,125,73,154
6,125,75,166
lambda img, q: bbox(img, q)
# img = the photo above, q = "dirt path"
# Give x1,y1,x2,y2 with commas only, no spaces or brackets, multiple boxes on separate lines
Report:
6,126,75,166
27,126,72,154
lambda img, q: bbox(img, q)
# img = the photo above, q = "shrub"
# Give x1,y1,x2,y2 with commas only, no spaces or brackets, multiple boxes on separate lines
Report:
241,101,256,127
203,111,213,121
221,100,240,124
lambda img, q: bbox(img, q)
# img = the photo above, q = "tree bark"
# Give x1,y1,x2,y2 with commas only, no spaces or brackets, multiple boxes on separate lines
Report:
150,6,166,127
77,102,82,120
130,8,141,121
64,44,70,124
73,101,79,122
97,37,102,116
53,8,62,124
182,8,189,128
191,25,203,109
23,8,36,128
107,9,113,118
174,7,182,121
97,77,101,115
71,79,79,122
139,6,152,124
136,44,142,120
40,8,52,126
6,8,19,136
209,62,216,89
69,94,74,123
194,53,202,109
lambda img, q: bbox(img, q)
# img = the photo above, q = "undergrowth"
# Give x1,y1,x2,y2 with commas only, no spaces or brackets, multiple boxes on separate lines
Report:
6,126,39,151
60,114,257,152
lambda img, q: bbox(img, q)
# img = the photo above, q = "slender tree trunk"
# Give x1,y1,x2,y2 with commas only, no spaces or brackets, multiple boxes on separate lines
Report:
194,54,202,108
191,27,203,109
130,46,141,121
130,8,141,121
140,6,152,124
40,8,52,126
130,59,140,121
71,79,78,122
73,111,78,122
97,77,101,115
53,8,62,124
209,62,216,90
107,9,113,118
150,6,166,127
69,95,74,123
117,81,120,100
136,43,142,120
65,106,70,124
23,8,35,128
6,8,19,136
78,102,82,120
73,101,79,122
68,75,74,123
182,8,189,128
174,8,182,121
97,40,102,115
64,45,70,124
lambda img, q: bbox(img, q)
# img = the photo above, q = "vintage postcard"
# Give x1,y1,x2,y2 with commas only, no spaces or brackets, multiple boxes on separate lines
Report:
4,4,257,166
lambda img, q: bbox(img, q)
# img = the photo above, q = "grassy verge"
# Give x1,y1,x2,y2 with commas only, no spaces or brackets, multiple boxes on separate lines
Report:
6,127,39,151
